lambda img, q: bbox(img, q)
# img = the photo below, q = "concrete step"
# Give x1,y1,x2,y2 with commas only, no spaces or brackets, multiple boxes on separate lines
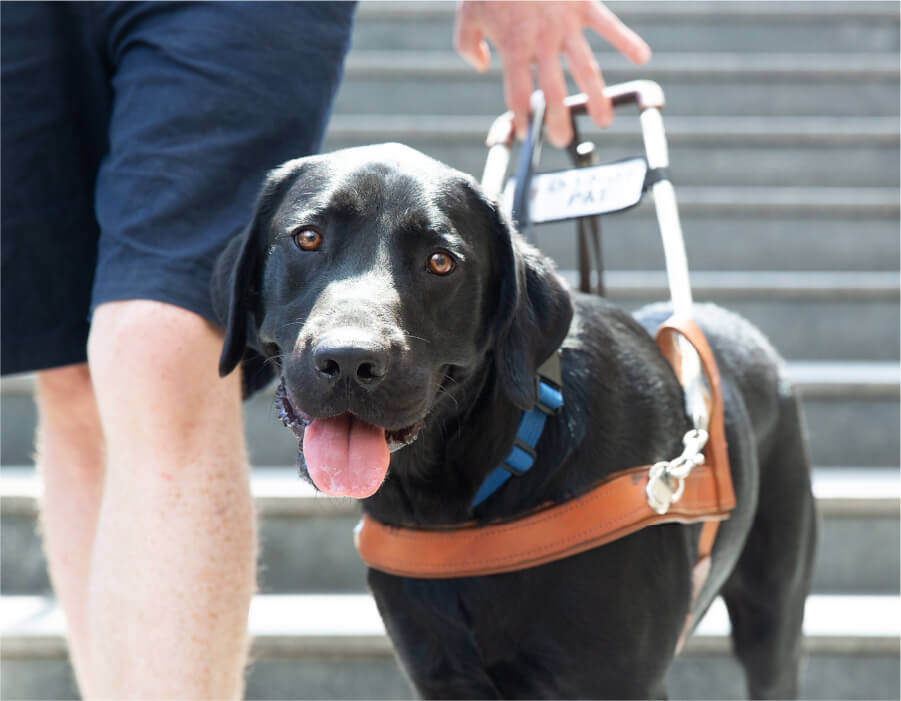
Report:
575,271,899,363
349,1,900,55
1,593,898,700
523,195,900,272
3,466,898,597
2,361,898,468
324,116,900,188
331,52,900,118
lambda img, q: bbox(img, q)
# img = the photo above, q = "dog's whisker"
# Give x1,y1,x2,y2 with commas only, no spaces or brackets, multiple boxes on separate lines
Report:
262,353,291,371
436,382,459,410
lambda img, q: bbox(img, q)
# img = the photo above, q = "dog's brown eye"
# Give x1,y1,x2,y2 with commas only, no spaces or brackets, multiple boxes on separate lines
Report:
292,228,322,252
427,251,456,276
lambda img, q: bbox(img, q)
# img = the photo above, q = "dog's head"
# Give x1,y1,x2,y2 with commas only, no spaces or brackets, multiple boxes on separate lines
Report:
213,144,572,498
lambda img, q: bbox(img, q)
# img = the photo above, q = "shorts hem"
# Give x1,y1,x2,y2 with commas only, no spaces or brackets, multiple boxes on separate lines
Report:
1,322,91,376
90,286,219,330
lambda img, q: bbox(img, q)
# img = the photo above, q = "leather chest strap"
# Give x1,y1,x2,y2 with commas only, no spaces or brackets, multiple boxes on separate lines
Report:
355,316,735,579
656,316,734,515
355,462,731,579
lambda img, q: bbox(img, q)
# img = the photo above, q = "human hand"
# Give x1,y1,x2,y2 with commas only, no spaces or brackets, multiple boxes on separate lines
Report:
454,0,651,147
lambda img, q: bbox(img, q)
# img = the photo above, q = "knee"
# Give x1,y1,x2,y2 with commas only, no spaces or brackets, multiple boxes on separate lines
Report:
34,364,104,476
35,363,94,404
86,300,242,449
87,299,231,397
35,364,100,436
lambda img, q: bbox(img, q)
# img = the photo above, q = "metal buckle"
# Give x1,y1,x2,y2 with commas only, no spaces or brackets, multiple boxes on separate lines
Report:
535,351,564,415
645,429,708,515
646,462,682,515
536,350,563,390
504,440,537,476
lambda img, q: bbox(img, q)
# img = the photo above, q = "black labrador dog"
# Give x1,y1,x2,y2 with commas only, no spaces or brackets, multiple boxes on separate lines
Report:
212,143,817,699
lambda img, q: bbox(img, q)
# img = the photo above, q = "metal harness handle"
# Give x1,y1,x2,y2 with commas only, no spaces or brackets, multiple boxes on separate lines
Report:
480,80,709,435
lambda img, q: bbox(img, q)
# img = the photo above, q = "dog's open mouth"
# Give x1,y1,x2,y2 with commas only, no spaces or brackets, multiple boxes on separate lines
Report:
274,380,423,498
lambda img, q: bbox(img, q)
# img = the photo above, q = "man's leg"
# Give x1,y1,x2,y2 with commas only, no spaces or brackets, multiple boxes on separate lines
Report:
64,4,354,696
85,299,255,699
34,364,105,697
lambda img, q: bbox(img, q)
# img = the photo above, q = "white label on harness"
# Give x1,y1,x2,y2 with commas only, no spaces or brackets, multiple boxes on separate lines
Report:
503,158,648,224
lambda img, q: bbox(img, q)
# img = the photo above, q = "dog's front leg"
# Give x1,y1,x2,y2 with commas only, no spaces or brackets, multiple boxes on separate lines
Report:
369,571,501,699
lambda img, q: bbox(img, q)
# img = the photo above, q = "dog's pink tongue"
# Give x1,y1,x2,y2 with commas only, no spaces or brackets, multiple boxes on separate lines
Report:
302,414,389,498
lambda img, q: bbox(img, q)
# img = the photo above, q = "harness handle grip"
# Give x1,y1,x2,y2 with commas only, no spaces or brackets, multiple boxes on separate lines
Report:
482,80,665,200
484,80,665,151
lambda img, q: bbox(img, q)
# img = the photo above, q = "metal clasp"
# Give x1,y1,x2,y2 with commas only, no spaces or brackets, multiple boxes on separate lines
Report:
645,429,708,514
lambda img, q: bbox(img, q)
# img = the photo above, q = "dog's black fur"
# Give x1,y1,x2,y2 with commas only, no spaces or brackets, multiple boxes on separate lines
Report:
213,143,817,700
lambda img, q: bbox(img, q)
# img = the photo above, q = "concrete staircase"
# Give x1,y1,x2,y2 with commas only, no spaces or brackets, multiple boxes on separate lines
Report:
1,2,898,698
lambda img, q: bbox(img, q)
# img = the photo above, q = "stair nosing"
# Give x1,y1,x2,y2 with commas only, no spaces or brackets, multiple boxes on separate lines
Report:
556,270,901,300
2,466,897,519
4,359,899,399
2,594,897,659
354,2,900,22
339,51,901,79
326,115,901,145
659,187,899,215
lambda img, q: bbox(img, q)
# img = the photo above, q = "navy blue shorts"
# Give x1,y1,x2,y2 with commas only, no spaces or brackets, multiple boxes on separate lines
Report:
1,1,356,376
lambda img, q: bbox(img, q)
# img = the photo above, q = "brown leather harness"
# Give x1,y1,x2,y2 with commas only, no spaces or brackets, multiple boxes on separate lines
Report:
355,316,735,643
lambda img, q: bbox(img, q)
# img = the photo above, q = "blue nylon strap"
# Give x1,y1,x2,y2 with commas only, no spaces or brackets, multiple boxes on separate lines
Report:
471,379,564,507
470,465,513,508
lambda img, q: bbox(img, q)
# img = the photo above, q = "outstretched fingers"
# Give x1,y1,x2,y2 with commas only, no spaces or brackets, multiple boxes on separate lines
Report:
585,1,652,66
453,1,651,142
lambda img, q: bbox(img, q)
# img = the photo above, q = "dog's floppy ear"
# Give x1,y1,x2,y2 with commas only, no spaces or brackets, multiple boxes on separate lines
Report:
211,229,258,377
211,163,299,377
485,197,574,411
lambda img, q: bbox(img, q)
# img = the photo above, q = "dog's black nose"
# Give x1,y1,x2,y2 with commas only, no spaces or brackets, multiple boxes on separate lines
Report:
312,331,390,387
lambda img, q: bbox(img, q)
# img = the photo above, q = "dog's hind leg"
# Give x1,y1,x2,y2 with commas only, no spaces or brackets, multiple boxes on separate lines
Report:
720,389,818,699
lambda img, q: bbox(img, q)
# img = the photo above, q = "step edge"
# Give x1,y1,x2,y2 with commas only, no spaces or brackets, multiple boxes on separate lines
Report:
325,115,901,143
339,51,901,78
6,633,894,660
5,363,899,396
2,467,897,518
354,2,900,21
2,595,897,658
558,270,901,299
